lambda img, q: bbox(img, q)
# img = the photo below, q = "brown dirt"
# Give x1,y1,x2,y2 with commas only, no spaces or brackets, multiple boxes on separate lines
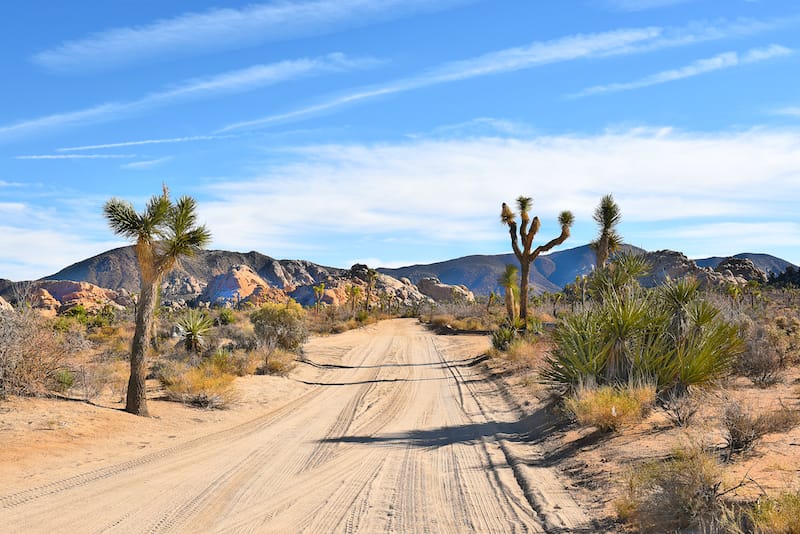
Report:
1,319,593,533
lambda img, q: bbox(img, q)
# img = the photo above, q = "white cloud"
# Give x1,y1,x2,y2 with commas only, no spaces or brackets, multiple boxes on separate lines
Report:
121,157,173,169
1,53,372,141
32,0,468,71
777,106,800,117
199,128,800,265
572,44,792,97
605,0,695,11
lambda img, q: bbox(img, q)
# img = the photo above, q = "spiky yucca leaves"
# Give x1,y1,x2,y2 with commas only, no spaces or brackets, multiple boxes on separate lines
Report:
500,196,573,324
588,251,650,302
590,194,623,268
543,274,742,394
104,186,211,416
176,309,214,354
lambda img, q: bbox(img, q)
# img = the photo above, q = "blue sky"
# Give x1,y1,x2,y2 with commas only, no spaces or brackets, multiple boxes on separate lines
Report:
2,0,799,281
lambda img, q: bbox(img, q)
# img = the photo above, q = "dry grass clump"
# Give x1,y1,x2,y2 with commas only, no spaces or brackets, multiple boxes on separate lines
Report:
616,446,726,532
748,491,800,533
260,348,296,376
158,359,236,409
209,349,259,377
565,383,655,432
722,400,800,456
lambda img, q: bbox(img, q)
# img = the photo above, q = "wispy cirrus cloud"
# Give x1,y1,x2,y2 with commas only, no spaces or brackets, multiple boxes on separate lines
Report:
32,0,469,72
0,53,372,141
121,157,172,169
776,106,800,117
218,18,786,132
219,27,663,132
16,154,137,160
604,0,695,12
58,135,232,152
571,44,792,98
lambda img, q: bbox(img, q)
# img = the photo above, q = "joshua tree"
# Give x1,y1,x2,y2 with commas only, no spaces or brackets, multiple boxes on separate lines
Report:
498,264,519,323
364,268,378,312
346,284,362,318
501,197,574,323
313,282,326,315
590,194,623,268
104,186,211,416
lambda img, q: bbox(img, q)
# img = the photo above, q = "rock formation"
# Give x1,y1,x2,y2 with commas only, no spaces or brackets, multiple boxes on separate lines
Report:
714,258,768,284
199,265,288,307
417,277,475,303
0,295,14,312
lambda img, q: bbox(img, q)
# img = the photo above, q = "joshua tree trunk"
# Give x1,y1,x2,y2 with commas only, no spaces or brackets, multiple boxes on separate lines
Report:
126,275,159,416
519,261,531,324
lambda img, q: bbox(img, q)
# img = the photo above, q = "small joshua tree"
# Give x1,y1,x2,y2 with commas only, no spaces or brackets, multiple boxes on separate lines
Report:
498,264,519,323
590,194,623,268
313,282,326,315
501,197,574,323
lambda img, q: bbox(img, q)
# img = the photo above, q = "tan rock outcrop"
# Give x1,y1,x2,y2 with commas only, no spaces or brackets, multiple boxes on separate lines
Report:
417,277,474,303
199,265,288,307
0,295,14,312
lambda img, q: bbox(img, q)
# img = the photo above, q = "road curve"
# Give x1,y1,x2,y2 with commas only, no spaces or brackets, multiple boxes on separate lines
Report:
2,319,586,533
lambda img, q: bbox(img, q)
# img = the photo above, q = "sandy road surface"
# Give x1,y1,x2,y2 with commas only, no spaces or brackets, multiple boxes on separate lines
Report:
2,319,587,533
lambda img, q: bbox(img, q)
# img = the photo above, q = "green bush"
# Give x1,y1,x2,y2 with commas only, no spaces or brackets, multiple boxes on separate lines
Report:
216,308,235,326
250,301,308,370
176,309,214,353
491,325,516,351
53,369,75,393
748,491,800,533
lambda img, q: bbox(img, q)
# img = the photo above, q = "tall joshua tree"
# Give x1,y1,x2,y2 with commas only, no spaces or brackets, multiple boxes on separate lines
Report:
104,187,211,416
590,194,622,268
501,196,574,323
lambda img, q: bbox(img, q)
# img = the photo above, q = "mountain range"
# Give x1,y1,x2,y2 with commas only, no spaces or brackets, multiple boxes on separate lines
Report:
1,244,789,300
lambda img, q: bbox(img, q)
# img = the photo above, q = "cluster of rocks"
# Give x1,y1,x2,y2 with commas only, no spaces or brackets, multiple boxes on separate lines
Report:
0,280,131,317
640,250,767,289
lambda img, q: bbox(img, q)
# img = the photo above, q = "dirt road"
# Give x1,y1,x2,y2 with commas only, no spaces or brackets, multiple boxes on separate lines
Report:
2,319,588,533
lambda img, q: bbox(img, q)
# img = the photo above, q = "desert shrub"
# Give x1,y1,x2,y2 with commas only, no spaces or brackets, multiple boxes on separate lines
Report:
616,446,725,532
565,383,655,432
209,348,258,376
0,309,71,398
722,401,800,456
660,389,700,427
53,369,75,393
748,491,800,533
215,308,236,326
737,323,785,386
159,361,235,409
491,325,517,351
260,348,296,376
501,338,543,373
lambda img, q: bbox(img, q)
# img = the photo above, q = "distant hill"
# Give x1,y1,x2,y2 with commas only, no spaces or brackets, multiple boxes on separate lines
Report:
694,253,794,276
379,244,645,295
44,246,347,297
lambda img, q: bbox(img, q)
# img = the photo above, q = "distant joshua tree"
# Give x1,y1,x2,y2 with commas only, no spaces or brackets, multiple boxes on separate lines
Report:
501,196,573,324
313,282,326,315
104,186,211,416
590,194,623,268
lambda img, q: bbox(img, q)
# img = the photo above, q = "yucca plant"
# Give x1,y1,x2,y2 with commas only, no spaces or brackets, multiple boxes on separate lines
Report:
176,309,214,354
